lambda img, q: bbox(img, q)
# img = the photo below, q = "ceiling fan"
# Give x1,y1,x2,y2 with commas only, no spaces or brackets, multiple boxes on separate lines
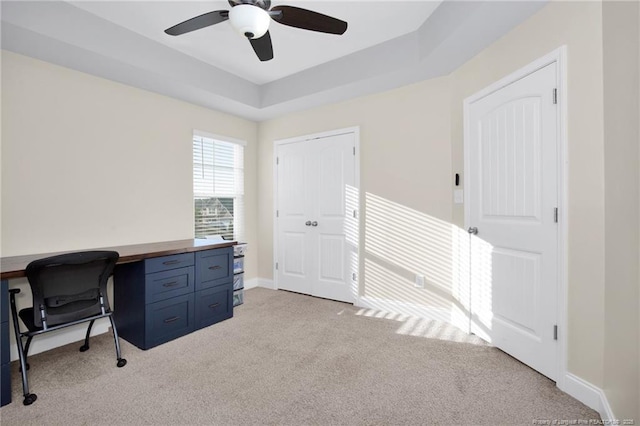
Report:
164,0,348,62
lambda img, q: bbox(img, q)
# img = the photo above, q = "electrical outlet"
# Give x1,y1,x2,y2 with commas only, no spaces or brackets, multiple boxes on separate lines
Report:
415,275,425,289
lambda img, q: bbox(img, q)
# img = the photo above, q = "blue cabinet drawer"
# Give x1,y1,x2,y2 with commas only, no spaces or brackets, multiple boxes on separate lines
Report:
145,253,194,274
195,248,233,290
145,266,194,304
194,285,233,330
145,293,195,349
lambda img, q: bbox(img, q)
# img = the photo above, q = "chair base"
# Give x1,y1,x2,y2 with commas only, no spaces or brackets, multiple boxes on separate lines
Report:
117,358,127,368
23,393,37,406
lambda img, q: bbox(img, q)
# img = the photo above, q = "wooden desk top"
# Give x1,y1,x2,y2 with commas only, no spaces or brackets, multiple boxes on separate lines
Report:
0,239,236,280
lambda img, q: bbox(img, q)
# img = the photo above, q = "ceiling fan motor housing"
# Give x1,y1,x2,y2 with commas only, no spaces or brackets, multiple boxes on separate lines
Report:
229,4,270,39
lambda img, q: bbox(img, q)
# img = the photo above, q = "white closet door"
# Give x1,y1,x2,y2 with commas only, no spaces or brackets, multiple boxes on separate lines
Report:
276,140,314,296
312,133,356,302
276,131,356,303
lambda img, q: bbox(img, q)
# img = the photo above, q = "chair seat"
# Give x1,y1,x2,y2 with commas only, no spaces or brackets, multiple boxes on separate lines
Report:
19,302,105,333
18,308,39,333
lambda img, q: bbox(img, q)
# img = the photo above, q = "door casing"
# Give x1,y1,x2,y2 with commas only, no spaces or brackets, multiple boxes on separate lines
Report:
463,47,568,386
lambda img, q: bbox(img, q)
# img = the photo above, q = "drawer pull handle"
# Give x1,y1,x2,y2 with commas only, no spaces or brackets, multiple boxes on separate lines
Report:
162,281,179,288
163,316,181,324
162,260,181,266
208,265,222,270
208,303,220,309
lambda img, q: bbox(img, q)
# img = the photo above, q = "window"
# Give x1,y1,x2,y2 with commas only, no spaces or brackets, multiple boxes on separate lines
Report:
193,133,244,241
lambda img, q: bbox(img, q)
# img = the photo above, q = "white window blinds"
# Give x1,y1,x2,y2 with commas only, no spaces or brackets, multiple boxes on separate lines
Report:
193,134,244,241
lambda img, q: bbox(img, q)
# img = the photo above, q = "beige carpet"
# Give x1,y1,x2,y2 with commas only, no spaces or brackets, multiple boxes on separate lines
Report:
1,288,599,425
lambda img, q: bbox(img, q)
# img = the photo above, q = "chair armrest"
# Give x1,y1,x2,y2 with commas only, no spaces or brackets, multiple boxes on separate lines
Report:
9,288,21,310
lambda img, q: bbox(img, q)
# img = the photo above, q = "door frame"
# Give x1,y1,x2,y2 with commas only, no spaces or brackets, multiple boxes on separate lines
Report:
272,126,361,298
463,47,568,385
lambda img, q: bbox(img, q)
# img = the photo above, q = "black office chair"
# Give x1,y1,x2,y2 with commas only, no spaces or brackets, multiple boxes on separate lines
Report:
8,250,127,406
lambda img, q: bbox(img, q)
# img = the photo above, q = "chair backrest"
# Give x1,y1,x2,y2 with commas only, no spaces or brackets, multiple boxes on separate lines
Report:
25,251,119,328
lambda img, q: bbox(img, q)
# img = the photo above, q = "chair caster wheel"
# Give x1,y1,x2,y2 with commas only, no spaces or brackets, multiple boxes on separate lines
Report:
23,393,37,405
19,363,30,373
117,358,127,368
79,345,89,352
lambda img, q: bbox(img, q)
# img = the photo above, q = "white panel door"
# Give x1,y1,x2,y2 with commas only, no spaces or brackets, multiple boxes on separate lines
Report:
276,132,356,303
312,133,356,302
277,140,313,295
466,63,558,380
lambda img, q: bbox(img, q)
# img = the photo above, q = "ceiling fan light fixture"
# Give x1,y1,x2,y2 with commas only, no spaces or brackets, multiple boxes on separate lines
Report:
229,4,270,39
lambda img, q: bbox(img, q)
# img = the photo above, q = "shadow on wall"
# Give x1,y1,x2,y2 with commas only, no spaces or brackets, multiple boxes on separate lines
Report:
361,192,493,339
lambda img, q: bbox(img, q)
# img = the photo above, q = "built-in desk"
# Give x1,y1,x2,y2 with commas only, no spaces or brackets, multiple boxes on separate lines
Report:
0,239,236,406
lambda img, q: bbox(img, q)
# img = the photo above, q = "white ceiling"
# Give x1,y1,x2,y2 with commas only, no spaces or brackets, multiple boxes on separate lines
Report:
70,1,442,84
1,1,549,121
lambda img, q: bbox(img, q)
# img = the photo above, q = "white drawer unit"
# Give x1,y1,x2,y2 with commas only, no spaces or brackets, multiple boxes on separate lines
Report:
233,244,246,307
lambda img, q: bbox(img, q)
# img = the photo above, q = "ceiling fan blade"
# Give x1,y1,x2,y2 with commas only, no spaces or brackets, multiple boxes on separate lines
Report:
165,10,229,36
270,6,347,35
249,31,274,61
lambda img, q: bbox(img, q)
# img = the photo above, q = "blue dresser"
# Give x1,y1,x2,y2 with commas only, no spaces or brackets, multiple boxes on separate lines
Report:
114,246,234,350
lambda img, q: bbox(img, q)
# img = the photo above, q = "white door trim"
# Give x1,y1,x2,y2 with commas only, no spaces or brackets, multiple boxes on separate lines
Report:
273,126,361,295
463,47,568,386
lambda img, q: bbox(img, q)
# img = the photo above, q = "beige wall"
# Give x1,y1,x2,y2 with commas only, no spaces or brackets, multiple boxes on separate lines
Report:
258,76,454,312
1,51,259,355
602,1,640,421
1,51,259,281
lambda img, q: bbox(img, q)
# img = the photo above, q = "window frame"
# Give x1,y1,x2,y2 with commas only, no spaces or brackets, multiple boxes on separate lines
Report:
192,130,246,241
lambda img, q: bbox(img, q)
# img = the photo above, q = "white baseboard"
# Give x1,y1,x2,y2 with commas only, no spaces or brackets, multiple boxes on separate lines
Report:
244,278,275,290
355,296,451,324
560,373,615,420
244,278,259,289
258,278,275,289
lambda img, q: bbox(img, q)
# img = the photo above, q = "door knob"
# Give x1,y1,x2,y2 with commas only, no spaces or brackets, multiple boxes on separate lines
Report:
305,221,312,226
311,221,318,227
468,227,478,235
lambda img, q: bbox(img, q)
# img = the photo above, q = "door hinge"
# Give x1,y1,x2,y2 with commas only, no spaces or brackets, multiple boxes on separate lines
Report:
276,210,279,218
554,207,558,223
553,88,558,105
553,325,558,340
352,272,357,281
276,157,279,165
353,146,356,155
275,262,279,270
353,209,357,219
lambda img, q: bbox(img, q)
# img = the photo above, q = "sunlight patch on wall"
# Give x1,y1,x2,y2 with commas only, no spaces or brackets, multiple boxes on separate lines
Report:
362,192,473,329
363,257,452,314
358,192,495,341
364,192,455,293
